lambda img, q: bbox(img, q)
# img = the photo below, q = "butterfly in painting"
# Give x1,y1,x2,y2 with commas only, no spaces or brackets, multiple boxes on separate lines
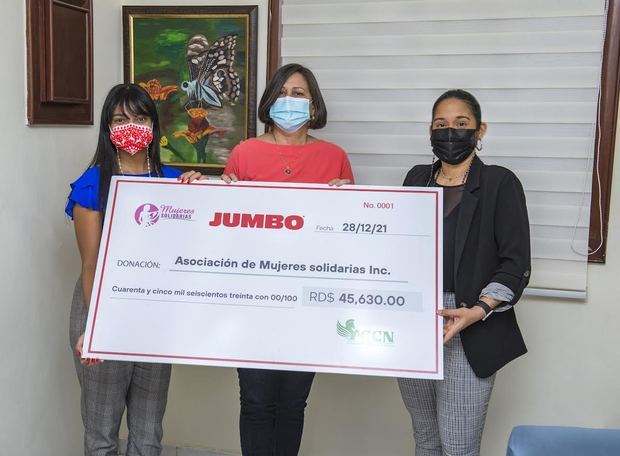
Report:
181,34,241,109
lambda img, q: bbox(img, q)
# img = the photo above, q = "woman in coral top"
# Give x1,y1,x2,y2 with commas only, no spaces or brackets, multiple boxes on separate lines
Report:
225,63,354,455
223,66,352,186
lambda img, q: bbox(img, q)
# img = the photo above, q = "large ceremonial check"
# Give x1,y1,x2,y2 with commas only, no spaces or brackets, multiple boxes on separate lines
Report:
83,177,444,379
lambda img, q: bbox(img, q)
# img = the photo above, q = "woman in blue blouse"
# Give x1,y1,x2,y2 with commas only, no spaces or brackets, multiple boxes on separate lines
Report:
66,84,184,456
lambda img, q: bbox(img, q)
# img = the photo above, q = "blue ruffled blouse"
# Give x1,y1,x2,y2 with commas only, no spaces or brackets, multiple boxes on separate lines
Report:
65,165,182,219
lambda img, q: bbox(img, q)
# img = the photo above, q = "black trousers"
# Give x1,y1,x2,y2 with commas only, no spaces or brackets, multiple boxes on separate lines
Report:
238,368,315,456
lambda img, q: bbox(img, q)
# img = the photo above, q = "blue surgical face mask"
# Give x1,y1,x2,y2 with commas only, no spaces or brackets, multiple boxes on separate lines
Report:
269,96,311,133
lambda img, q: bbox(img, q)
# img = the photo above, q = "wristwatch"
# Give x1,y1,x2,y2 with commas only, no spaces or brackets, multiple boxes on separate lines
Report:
474,300,494,321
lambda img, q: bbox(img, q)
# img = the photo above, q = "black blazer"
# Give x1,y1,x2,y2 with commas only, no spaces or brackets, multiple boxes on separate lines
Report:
403,156,530,378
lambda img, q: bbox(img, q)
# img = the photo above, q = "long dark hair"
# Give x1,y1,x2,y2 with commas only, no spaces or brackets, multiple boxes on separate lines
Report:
257,63,327,130
89,83,163,212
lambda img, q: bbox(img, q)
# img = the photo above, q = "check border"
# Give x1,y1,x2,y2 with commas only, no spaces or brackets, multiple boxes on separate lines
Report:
87,180,441,375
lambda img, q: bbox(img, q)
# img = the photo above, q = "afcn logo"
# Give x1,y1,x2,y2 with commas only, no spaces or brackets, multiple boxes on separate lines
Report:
336,319,395,346
134,203,160,226
208,212,304,230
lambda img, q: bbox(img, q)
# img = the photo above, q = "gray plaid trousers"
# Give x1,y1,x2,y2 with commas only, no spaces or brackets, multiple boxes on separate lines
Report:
70,278,171,456
397,292,495,456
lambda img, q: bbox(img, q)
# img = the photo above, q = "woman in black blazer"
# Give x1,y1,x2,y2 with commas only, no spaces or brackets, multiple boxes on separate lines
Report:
398,90,530,456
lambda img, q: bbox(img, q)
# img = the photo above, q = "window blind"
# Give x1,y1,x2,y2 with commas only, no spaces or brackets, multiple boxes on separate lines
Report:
280,0,607,296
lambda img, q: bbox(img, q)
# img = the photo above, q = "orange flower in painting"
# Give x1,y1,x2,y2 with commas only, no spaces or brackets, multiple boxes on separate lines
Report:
139,79,178,101
187,107,209,119
173,126,220,144
173,107,227,144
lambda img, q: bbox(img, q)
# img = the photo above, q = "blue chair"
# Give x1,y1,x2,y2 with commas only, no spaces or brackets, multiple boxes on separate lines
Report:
507,425,620,456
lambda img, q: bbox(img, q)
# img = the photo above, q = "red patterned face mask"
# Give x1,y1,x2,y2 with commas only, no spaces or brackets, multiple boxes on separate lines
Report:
109,123,153,155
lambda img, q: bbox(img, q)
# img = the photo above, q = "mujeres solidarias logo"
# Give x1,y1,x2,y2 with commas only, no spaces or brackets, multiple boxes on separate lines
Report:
336,319,394,345
134,203,160,226
134,203,195,226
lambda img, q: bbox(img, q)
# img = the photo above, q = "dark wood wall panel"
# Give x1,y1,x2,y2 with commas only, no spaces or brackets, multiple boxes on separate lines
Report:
47,2,89,102
267,0,281,81
27,0,93,125
589,0,620,263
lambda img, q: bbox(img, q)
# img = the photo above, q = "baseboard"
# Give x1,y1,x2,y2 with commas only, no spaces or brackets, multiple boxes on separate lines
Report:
119,438,240,456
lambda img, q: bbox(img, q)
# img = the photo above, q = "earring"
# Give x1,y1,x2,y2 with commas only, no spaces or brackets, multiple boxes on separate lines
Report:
476,139,483,151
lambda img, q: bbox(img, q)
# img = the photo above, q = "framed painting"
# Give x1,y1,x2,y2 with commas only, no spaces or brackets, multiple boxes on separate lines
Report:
123,6,258,174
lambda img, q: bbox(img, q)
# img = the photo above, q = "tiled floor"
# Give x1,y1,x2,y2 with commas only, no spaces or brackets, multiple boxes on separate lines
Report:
118,439,239,456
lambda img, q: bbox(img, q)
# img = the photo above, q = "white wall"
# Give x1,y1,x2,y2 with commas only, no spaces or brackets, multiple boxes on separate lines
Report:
480,154,620,451
0,1,122,454
2,1,620,455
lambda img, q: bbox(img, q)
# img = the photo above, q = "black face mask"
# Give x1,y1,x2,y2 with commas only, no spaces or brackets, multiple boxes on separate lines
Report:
430,128,477,165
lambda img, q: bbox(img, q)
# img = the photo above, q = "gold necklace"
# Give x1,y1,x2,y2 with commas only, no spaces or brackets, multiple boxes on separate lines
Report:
437,156,475,185
439,167,467,181
272,132,307,175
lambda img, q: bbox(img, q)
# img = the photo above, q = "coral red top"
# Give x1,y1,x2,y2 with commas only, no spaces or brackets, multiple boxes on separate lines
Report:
224,137,354,184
